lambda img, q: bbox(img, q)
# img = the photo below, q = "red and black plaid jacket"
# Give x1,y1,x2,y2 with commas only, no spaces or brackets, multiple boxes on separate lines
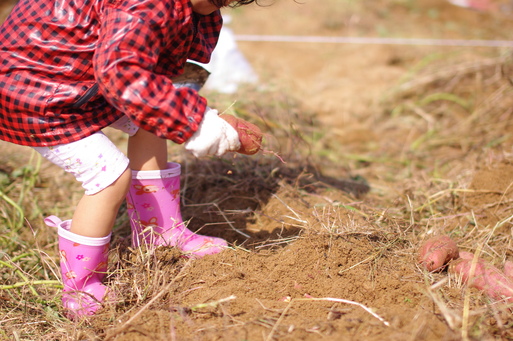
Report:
0,0,221,147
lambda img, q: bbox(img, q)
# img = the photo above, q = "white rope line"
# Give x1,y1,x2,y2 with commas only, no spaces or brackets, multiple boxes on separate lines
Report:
234,34,513,48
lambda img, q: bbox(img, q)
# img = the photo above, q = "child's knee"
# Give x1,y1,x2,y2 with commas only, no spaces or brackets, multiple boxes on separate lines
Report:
116,167,132,197
93,167,132,208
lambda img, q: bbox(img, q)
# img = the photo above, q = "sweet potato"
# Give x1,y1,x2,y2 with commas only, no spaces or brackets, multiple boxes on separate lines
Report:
449,254,513,303
504,260,513,279
417,235,459,272
458,251,475,260
220,114,262,155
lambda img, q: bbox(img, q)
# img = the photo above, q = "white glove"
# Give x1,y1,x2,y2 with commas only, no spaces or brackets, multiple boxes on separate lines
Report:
184,108,240,157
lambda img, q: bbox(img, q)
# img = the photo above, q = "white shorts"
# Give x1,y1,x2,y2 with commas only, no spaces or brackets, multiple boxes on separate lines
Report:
33,117,139,195
108,115,140,136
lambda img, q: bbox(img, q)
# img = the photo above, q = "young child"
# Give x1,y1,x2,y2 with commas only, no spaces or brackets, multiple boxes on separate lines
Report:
0,0,256,319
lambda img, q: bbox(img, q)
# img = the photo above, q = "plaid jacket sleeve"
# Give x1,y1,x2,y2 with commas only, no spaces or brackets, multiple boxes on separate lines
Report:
94,0,220,144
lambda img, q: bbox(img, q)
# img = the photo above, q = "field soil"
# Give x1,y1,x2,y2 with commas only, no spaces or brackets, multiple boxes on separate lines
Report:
2,0,513,340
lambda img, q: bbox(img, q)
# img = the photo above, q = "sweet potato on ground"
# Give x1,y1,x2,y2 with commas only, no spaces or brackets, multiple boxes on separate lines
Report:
449,253,513,303
418,235,460,272
503,260,513,279
220,114,262,155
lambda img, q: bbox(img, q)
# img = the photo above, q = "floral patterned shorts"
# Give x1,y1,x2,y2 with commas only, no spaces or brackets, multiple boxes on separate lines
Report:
32,117,139,195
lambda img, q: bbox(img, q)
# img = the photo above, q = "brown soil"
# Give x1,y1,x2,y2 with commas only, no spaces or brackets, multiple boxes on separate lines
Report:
2,0,513,340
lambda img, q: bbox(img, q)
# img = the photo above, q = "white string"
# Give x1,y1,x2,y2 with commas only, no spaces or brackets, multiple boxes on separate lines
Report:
234,34,513,48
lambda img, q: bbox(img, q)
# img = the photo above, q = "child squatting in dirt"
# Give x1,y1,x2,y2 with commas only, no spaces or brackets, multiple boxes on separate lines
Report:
0,0,258,319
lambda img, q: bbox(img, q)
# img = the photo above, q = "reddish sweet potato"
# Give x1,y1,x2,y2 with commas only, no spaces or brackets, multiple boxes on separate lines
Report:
458,251,475,260
449,254,513,303
417,235,459,272
504,260,513,279
220,114,262,155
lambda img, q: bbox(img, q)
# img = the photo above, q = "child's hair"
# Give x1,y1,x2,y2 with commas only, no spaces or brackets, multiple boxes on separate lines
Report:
211,0,257,7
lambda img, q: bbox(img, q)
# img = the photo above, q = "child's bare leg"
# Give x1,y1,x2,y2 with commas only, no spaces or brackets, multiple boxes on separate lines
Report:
70,129,165,238
34,132,131,238
70,168,131,237
127,128,168,170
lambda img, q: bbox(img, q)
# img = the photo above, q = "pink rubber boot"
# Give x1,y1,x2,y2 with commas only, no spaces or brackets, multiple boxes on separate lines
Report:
126,162,228,258
45,216,111,319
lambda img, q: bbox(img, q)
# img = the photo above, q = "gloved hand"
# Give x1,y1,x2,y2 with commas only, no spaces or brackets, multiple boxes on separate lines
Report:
184,108,241,157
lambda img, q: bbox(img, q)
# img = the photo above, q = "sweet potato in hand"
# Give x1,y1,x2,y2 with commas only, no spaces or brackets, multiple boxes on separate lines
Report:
449,253,513,304
417,235,459,272
220,114,262,155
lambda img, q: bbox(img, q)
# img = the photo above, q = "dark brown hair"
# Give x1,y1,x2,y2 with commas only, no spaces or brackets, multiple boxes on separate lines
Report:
209,0,257,7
